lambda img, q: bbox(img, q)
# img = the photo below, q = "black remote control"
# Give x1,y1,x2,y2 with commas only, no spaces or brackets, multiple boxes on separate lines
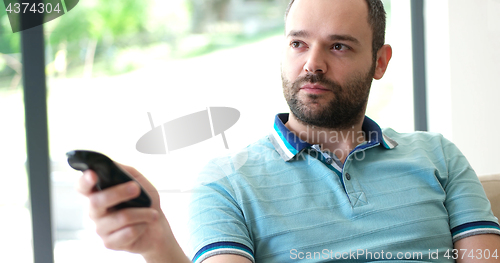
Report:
66,150,151,209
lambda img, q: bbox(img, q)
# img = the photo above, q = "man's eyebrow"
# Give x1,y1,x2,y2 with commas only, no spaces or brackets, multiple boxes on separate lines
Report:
287,30,309,38
286,30,360,45
329,34,360,45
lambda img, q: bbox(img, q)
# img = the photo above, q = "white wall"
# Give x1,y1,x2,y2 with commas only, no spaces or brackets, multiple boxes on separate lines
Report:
425,0,500,176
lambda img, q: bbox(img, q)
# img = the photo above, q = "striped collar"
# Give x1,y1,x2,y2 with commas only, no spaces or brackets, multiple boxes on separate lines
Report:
269,113,398,162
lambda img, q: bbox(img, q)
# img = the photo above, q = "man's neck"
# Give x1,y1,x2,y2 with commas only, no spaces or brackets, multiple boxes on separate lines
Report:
284,113,366,164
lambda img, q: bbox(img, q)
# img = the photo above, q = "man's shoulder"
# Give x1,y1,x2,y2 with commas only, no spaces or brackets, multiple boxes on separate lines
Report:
382,127,443,139
382,128,464,159
209,134,276,164
382,127,447,146
197,134,280,184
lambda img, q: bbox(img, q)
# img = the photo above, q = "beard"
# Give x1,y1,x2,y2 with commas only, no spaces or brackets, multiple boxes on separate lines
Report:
282,64,375,130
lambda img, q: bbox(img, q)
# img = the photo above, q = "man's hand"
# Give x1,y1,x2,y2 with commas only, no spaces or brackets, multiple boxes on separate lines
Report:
77,163,190,263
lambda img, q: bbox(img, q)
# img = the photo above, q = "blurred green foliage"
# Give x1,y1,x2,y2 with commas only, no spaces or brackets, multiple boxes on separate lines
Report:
1,0,151,53
0,0,155,80
0,3,20,54
0,0,288,82
47,0,150,45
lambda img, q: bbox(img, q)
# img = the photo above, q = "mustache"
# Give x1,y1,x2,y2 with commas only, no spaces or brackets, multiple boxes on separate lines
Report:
303,72,326,83
293,73,342,91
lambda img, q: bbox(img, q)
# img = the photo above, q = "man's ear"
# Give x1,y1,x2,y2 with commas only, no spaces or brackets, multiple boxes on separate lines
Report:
373,44,392,80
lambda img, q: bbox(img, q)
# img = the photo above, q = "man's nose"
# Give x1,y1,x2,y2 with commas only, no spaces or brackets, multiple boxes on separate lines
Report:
303,46,327,74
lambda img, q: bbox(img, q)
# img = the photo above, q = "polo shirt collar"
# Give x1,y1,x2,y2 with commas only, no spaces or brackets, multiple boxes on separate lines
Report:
269,113,398,162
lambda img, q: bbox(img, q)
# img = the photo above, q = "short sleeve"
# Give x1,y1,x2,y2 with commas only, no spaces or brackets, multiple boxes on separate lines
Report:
439,136,500,242
188,160,255,263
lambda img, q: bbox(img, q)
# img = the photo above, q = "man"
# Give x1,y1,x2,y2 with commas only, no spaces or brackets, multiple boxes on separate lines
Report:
78,0,500,262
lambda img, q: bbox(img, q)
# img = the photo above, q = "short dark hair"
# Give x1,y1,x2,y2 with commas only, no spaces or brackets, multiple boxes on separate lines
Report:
285,0,386,62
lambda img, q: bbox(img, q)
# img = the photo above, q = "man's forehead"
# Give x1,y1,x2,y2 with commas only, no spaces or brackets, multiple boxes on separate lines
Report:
285,0,371,38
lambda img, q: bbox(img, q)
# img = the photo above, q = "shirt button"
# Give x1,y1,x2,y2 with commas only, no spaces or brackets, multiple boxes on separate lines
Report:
346,173,351,180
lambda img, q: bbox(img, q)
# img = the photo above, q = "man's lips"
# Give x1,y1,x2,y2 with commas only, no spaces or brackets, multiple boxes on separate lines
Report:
300,84,331,94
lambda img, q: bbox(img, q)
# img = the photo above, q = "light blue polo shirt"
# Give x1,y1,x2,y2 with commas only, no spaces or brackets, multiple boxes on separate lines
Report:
188,114,500,263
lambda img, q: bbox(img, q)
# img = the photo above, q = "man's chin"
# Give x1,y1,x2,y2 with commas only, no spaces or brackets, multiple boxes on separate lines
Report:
302,98,333,112
292,105,363,129
294,110,331,126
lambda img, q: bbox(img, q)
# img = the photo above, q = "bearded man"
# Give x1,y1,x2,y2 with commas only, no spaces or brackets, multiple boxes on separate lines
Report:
78,0,500,262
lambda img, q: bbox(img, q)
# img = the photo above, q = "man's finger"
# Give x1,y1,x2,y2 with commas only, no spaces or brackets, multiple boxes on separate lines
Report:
76,170,98,196
116,163,152,187
101,223,149,251
115,162,161,209
88,181,141,219
95,208,158,237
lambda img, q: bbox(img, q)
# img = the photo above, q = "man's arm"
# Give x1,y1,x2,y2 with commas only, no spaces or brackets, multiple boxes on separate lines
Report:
77,164,191,263
438,136,500,262
78,163,256,263
203,255,252,263
455,234,500,263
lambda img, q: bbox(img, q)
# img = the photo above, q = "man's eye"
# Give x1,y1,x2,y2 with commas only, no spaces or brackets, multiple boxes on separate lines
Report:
332,43,349,51
291,41,304,48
